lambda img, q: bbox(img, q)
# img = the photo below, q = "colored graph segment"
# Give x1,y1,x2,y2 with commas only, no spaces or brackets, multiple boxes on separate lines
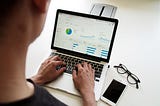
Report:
73,43,78,47
66,28,72,35
72,43,78,50
86,46,96,55
99,37,110,43
101,50,108,57
73,43,78,48
80,35,95,39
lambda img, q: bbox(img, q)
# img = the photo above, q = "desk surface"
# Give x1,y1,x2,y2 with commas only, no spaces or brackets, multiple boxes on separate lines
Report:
26,0,160,106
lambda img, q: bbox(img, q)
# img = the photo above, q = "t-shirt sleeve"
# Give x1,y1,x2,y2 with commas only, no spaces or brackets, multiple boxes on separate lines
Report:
0,79,68,106
27,79,68,106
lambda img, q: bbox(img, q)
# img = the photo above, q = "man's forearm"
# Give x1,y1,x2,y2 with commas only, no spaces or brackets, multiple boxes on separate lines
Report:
82,92,97,106
30,75,44,85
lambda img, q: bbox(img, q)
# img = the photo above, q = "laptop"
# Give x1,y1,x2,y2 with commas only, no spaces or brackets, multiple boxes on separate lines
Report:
45,9,118,101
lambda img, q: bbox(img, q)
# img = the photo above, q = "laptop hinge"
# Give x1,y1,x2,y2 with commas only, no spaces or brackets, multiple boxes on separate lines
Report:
100,61,107,65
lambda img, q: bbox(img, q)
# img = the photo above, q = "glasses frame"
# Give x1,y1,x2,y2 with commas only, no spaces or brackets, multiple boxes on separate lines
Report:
114,64,140,89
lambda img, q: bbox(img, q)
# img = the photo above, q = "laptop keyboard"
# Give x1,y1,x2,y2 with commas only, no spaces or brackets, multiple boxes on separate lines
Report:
51,52,104,82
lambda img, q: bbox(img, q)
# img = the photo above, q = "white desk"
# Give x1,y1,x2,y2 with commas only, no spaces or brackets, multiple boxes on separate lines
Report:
26,0,160,106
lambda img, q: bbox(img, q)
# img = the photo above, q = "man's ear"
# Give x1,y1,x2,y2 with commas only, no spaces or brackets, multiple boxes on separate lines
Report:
33,0,50,13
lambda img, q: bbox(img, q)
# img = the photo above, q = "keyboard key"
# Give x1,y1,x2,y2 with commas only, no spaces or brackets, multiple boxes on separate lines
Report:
95,72,101,78
95,79,99,82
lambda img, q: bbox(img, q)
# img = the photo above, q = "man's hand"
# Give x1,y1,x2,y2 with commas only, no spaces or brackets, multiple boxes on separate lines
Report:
72,62,96,106
31,56,66,85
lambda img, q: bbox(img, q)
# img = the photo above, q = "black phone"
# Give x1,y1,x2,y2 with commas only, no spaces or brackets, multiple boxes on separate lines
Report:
101,79,126,106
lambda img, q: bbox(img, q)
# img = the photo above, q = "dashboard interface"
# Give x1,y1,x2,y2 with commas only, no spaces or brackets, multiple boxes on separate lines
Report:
53,12,115,59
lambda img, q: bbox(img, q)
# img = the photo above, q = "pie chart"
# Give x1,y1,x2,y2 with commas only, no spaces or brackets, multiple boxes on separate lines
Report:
66,28,72,35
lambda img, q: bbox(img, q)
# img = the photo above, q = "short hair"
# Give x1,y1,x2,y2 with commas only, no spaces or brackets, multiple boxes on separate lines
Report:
0,0,18,16
0,0,19,37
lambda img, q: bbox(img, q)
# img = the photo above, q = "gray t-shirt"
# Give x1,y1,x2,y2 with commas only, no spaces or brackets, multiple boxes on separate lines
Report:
0,79,67,106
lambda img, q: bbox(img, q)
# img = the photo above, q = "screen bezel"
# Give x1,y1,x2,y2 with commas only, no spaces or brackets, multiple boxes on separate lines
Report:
51,9,118,62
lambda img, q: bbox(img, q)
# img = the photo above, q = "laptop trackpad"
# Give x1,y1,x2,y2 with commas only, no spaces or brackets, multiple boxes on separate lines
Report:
45,73,80,96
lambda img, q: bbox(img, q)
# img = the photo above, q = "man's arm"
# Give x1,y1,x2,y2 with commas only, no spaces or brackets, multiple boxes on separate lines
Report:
30,56,96,106
72,63,97,106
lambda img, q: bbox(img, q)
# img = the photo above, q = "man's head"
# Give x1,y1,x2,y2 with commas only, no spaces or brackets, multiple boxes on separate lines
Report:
0,0,50,46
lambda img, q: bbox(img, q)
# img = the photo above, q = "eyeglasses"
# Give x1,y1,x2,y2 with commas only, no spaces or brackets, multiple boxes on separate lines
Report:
114,64,140,89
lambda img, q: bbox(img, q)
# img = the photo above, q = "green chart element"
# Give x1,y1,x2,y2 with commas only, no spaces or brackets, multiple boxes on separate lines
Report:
66,28,72,35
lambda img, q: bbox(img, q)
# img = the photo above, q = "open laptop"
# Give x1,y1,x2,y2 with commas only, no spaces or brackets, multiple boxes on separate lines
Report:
45,9,118,101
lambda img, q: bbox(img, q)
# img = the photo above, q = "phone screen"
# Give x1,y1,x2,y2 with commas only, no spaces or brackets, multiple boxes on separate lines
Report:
102,79,126,103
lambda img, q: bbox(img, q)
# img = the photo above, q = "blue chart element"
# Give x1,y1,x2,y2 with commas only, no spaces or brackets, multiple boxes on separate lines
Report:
86,47,96,55
101,50,108,57
99,37,110,43
80,35,95,39
73,43,78,48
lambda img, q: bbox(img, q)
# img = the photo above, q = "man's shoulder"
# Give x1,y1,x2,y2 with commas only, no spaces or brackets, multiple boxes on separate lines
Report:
0,80,67,106
27,79,67,106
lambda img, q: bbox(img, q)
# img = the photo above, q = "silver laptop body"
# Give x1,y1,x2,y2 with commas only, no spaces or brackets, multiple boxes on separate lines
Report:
46,9,118,101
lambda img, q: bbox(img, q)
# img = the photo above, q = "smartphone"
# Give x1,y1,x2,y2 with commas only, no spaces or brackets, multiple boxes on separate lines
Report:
101,79,126,106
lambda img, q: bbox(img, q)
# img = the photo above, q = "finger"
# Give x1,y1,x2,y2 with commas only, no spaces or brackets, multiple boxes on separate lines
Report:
54,61,65,66
72,70,79,90
77,64,84,74
52,55,62,61
77,64,83,70
92,69,95,79
74,64,78,69
83,62,89,70
41,57,52,65
41,56,56,66
88,64,94,78
72,70,77,80
88,64,92,71
42,61,55,71
57,67,66,75
81,62,84,67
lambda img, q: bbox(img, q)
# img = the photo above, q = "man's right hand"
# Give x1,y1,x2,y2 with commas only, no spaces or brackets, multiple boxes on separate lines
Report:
72,62,96,106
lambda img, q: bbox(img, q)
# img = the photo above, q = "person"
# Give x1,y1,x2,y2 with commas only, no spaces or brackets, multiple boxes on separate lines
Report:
0,0,97,106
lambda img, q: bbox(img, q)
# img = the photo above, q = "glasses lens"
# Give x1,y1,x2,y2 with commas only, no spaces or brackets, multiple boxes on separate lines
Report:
121,64,128,70
117,67,126,74
127,74,139,84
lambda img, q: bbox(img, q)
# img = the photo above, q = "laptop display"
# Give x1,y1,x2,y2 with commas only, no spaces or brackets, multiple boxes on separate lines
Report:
51,9,118,62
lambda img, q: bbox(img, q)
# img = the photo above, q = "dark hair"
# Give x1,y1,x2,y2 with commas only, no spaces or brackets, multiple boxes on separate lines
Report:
0,0,19,23
0,0,19,38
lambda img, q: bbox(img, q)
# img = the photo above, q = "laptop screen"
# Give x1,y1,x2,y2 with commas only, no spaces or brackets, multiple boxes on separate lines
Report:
52,9,118,62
